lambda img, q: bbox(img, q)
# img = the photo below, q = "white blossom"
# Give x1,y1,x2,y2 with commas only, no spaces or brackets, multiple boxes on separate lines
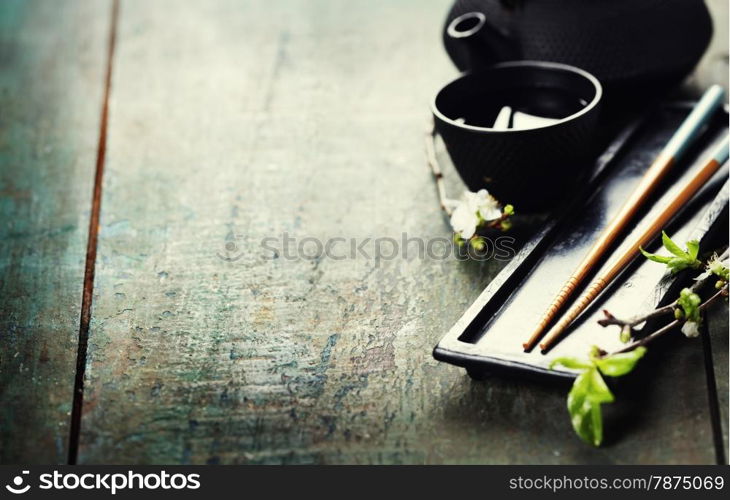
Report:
467,189,502,221
449,189,502,240
694,253,729,282
450,203,479,240
681,320,700,338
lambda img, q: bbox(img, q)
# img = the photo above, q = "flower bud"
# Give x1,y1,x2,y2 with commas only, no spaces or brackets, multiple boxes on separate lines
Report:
620,326,632,343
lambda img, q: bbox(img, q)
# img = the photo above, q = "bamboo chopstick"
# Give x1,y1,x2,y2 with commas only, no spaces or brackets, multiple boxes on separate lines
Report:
538,134,729,351
523,85,726,351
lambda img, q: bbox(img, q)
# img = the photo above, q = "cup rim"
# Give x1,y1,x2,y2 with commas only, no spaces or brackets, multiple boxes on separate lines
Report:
431,61,603,133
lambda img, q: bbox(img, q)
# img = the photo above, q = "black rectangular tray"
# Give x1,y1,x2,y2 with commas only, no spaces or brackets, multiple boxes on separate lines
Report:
433,103,729,380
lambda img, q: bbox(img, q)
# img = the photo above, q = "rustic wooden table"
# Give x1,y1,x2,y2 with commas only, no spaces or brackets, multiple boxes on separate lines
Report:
1,0,728,464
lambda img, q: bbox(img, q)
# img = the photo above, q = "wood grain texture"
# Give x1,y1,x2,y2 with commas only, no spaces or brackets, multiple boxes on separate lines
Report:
71,0,727,464
0,0,111,463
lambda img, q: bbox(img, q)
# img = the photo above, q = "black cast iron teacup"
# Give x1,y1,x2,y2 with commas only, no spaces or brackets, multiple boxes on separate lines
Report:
432,61,603,211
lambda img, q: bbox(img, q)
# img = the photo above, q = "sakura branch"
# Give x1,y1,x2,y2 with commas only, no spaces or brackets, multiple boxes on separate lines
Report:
598,247,729,344
549,232,729,447
425,120,514,249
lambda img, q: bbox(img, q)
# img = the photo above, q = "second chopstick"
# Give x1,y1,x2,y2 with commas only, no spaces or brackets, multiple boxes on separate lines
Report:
539,134,729,351
523,85,726,351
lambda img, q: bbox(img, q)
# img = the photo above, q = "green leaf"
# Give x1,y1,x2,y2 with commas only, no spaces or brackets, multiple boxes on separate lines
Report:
588,402,603,447
639,246,672,264
567,368,614,446
549,357,594,370
595,347,647,377
686,240,700,260
667,257,695,273
585,366,615,403
641,233,701,273
662,231,687,258
567,369,592,416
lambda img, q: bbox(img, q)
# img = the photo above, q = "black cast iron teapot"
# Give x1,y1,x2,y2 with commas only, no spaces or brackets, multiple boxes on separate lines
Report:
443,0,713,92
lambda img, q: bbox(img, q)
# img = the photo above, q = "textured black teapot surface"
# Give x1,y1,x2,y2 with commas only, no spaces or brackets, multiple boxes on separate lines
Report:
443,0,713,92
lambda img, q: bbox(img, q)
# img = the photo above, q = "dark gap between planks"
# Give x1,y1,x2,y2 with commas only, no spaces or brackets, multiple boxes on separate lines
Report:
701,315,727,465
68,0,120,465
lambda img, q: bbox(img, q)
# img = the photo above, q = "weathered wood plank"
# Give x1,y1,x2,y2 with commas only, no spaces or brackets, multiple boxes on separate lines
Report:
706,0,729,464
0,0,111,463
707,304,728,462
80,0,722,464
691,0,728,464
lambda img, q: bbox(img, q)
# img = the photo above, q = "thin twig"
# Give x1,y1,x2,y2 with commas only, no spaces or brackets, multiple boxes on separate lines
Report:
598,303,676,328
483,212,511,230
597,247,729,330
425,118,456,216
608,287,728,355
